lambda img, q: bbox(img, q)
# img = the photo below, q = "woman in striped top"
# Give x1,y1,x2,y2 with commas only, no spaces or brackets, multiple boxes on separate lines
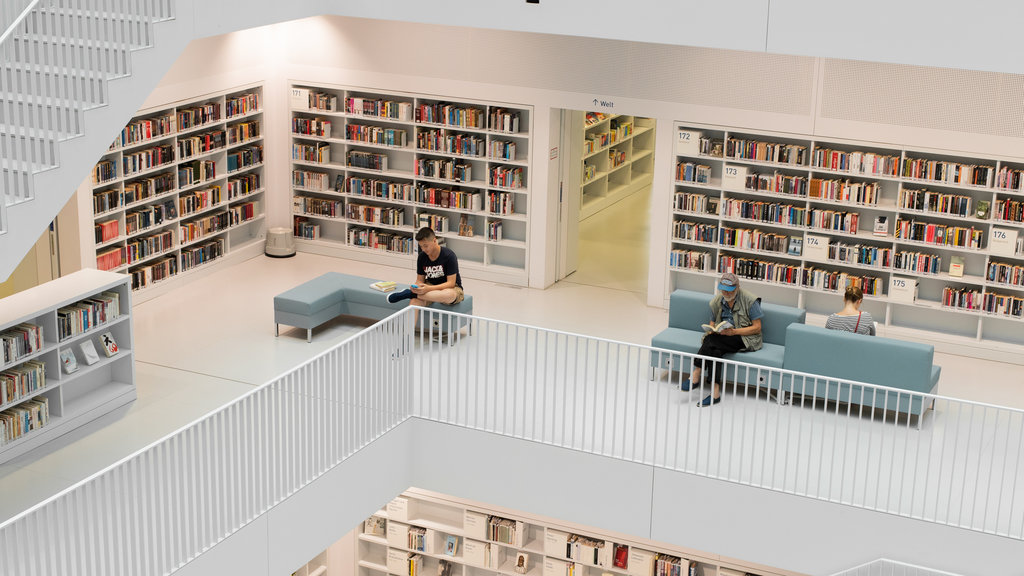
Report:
825,285,876,335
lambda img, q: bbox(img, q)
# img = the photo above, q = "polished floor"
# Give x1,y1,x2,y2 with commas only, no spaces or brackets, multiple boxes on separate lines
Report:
0,189,1021,525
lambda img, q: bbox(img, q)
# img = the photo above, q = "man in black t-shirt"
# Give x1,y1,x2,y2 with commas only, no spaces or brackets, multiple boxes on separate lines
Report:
387,227,465,306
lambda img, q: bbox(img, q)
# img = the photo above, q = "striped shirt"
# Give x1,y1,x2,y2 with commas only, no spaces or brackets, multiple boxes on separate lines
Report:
825,311,875,335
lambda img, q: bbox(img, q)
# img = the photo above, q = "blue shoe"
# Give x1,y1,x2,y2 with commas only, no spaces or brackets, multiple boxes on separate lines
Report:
680,377,698,392
696,394,721,407
387,288,414,304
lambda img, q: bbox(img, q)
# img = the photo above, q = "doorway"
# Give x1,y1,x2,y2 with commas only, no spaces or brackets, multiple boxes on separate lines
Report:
555,109,655,294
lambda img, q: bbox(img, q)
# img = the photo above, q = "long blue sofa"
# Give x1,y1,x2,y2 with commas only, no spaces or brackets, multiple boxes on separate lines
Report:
650,289,806,387
782,323,940,423
274,272,473,342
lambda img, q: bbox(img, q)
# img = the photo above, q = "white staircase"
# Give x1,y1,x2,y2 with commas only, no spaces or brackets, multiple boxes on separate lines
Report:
0,0,175,282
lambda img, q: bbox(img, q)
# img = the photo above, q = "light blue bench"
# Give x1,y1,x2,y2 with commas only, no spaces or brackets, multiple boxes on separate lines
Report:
274,272,473,342
782,324,941,423
650,289,806,387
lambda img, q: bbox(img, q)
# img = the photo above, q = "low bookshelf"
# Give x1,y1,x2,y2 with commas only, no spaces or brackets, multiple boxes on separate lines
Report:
0,269,135,464
289,83,532,287
84,84,267,303
668,122,1024,346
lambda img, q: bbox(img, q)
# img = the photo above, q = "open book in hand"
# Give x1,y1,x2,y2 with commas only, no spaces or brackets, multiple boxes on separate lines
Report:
701,320,733,333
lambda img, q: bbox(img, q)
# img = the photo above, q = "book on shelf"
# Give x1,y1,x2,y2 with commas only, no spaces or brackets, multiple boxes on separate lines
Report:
60,348,79,374
976,200,991,219
701,320,732,334
370,281,398,292
365,514,387,536
79,340,101,365
787,237,803,256
438,560,453,576
873,215,888,236
612,544,628,569
444,535,459,556
949,255,965,278
514,552,529,574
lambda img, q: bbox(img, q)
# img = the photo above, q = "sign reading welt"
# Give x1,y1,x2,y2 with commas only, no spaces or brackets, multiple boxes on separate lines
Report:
591,98,614,109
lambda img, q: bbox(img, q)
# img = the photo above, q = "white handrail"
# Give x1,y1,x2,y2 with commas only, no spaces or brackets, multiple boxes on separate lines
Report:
0,0,37,46
0,307,1019,575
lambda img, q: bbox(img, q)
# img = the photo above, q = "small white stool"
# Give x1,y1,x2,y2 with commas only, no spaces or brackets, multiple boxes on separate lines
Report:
265,227,296,258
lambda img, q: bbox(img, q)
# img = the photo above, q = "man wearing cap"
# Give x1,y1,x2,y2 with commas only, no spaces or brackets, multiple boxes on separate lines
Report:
684,272,764,406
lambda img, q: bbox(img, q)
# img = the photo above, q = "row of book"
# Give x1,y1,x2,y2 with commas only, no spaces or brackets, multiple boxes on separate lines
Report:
718,227,791,253
0,397,49,446
608,149,627,169
417,130,486,157
346,97,412,120
418,213,448,233
486,515,524,547
829,242,892,267
988,261,1024,286
893,219,985,249
349,150,387,171
803,269,883,294
487,220,503,241
418,187,482,211
583,163,596,182
726,138,807,165
225,92,260,118
347,203,405,226
292,117,332,138
347,177,414,200
126,199,176,236
117,114,174,149
892,251,942,275
416,158,472,183
348,124,407,147
673,192,719,214
721,198,808,226
809,178,880,204
95,219,119,244
226,120,260,144
669,249,710,270
129,256,176,290
293,217,320,240
744,171,808,197
488,192,515,215
126,230,174,265
811,148,900,176
96,247,124,271
416,103,486,129
227,145,263,172
180,186,222,217
675,162,712,184
177,130,225,159
293,142,331,164
93,188,121,214
125,173,176,206
307,91,337,112
294,196,343,218
808,208,859,234
56,291,121,341
901,158,993,187
123,144,174,176
1,323,43,366
179,212,231,244
898,188,972,217
293,169,331,191
995,197,1024,223
347,227,415,254
981,292,1024,317
177,103,220,131
1,360,45,406
180,238,225,272
178,160,216,187
490,166,524,189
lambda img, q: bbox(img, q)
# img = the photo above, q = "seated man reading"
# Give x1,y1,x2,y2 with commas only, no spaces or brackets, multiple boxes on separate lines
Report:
685,272,763,407
386,226,465,307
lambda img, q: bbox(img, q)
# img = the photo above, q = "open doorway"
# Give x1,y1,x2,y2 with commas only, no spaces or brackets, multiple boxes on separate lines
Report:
555,109,655,294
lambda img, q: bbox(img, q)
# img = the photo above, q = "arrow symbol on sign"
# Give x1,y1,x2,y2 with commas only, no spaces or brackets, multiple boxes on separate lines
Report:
593,99,598,105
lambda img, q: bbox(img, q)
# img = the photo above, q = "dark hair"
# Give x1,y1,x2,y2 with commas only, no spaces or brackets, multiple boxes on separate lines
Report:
844,285,864,303
415,227,436,241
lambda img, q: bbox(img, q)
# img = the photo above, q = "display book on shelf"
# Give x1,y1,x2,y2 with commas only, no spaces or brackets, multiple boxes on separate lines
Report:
0,269,135,465
354,491,767,576
579,111,656,220
668,123,1024,340
288,83,532,286
86,84,266,299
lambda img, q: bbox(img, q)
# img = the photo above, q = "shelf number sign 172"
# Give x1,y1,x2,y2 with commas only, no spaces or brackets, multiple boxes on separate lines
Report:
676,129,700,155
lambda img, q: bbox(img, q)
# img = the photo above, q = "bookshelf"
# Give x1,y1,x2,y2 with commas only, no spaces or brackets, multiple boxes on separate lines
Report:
668,123,1024,345
86,84,266,303
289,84,532,286
579,112,655,220
0,269,135,465
346,490,778,576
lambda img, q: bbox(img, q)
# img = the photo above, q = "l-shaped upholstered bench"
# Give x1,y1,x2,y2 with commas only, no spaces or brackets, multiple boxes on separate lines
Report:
273,272,473,342
650,289,807,388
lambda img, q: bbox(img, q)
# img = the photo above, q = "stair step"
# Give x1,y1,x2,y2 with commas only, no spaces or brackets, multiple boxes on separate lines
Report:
20,9,155,50
0,65,108,106
32,2,174,22
0,130,59,167
6,34,132,78
0,99,84,139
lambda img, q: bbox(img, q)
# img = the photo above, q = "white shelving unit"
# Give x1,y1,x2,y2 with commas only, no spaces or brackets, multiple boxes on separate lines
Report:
85,84,267,303
343,490,783,576
579,112,655,220
668,123,1024,345
289,83,532,286
0,269,135,464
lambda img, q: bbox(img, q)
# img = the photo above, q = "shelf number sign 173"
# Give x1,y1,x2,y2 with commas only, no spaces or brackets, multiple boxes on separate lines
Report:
722,165,746,189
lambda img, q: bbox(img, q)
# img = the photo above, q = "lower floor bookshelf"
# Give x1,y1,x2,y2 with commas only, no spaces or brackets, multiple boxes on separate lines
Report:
292,489,787,576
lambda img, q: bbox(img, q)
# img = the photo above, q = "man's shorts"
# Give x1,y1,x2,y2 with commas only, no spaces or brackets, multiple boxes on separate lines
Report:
449,286,465,305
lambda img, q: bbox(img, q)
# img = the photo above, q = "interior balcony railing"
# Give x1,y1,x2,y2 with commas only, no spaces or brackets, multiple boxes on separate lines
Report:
0,307,1020,575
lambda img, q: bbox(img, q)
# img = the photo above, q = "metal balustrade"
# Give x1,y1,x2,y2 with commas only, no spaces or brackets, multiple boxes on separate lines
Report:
831,559,964,576
0,0,174,235
0,307,1020,575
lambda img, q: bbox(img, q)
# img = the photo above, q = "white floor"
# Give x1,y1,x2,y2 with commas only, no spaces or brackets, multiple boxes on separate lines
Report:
0,191,1022,526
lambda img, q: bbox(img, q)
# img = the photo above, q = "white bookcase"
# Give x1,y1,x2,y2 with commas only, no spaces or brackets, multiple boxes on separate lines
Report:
289,83,532,286
0,269,135,464
579,112,655,220
346,490,780,576
668,123,1024,345
85,84,266,302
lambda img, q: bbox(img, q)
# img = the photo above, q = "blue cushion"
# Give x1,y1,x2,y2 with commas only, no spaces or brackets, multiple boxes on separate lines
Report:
758,302,806,346
273,274,347,315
